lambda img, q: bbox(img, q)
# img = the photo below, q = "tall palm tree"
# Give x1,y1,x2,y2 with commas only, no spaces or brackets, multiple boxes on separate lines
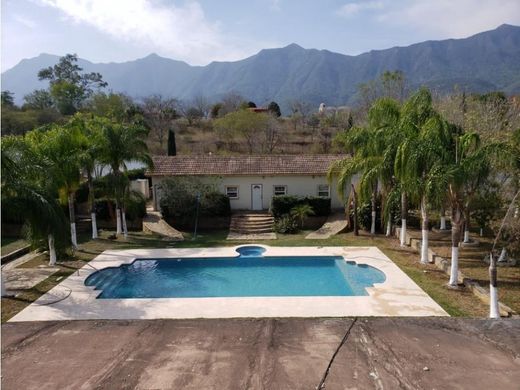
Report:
395,89,450,263
329,98,401,235
26,124,86,249
1,137,68,273
70,114,103,239
97,118,152,237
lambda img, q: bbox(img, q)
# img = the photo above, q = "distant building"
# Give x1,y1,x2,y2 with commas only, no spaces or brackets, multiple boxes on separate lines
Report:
318,103,350,115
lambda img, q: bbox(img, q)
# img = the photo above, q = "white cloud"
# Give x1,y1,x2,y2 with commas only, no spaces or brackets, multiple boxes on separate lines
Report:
377,0,520,39
337,1,384,18
13,14,38,29
37,0,252,65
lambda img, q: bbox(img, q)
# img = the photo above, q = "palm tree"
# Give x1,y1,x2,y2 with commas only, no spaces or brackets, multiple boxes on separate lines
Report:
25,124,86,249
290,204,315,228
329,98,401,236
1,137,68,273
71,114,103,239
97,118,152,237
395,89,450,263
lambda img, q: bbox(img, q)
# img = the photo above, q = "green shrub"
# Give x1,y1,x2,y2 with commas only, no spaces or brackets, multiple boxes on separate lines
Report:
94,192,145,221
200,192,231,216
271,195,330,218
356,198,382,232
303,196,330,216
159,177,231,223
274,215,299,234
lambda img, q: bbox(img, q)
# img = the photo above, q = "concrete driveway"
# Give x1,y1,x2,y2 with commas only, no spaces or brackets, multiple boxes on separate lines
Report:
2,318,519,389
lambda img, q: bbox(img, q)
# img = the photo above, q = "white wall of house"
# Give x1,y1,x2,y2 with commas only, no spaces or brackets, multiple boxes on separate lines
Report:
151,175,349,211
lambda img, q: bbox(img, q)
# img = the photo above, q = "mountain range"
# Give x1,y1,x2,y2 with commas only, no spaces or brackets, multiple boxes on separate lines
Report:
2,24,520,112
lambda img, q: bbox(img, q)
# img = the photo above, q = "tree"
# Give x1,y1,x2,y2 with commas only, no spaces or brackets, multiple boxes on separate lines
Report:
329,97,401,236
191,95,210,118
23,89,54,110
1,137,69,269
142,95,179,148
220,92,245,115
214,110,272,154
86,92,134,120
168,129,177,156
210,103,223,118
290,204,315,228
395,88,449,263
68,114,105,239
247,101,257,108
1,91,15,108
185,107,204,126
97,119,152,237
268,101,281,117
38,54,107,115
26,123,87,248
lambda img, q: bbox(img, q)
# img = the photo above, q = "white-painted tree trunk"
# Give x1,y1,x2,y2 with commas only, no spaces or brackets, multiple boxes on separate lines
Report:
440,216,447,230
420,197,430,264
116,208,122,235
480,228,483,237
70,223,78,249
370,211,376,235
400,219,407,246
498,248,507,262
1,272,7,297
122,210,128,238
385,220,391,236
421,229,429,263
48,234,57,266
449,246,459,286
489,284,500,318
463,229,470,243
91,212,98,239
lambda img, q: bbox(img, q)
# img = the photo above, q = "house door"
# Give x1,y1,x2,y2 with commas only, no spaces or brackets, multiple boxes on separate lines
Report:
251,184,263,210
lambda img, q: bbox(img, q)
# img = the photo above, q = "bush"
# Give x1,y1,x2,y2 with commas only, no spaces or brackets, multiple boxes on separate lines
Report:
357,201,381,232
94,192,146,221
200,192,231,216
274,215,299,234
271,195,331,218
159,177,231,224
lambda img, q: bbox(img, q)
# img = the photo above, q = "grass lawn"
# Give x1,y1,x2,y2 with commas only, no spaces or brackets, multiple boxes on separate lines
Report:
1,228,499,322
1,238,28,256
404,229,520,314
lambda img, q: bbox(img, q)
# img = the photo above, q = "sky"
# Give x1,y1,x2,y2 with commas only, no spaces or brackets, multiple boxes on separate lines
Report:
2,0,520,71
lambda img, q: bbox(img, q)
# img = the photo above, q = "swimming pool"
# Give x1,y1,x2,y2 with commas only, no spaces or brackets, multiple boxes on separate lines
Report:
10,246,449,321
85,246,386,298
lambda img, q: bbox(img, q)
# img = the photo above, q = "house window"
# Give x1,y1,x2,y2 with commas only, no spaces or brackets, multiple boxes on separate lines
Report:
226,186,239,199
317,184,330,198
273,185,287,196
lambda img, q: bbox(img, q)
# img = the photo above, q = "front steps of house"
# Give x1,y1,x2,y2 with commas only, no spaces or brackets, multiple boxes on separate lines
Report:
229,213,275,234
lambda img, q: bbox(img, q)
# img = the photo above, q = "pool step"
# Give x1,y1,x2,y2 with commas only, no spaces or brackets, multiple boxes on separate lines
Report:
229,213,275,234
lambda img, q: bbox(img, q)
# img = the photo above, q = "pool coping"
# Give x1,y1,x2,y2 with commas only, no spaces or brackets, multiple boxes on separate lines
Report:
9,245,448,321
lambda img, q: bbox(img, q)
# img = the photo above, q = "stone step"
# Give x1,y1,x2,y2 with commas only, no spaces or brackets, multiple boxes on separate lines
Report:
230,220,274,227
230,227,274,234
233,215,274,221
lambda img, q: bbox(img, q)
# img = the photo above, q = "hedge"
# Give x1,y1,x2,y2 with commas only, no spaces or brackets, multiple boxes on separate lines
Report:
160,180,231,224
270,195,331,218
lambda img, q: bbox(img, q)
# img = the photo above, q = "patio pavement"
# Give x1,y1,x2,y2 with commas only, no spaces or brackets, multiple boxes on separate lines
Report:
2,318,519,389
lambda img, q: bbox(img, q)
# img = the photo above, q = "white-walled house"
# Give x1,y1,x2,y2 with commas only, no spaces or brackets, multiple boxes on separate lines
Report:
148,155,349,211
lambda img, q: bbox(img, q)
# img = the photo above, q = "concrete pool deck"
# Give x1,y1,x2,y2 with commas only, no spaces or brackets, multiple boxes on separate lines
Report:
9,246,448,321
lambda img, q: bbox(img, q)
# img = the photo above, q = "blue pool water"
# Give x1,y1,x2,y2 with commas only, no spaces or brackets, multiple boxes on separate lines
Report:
85,247,385,299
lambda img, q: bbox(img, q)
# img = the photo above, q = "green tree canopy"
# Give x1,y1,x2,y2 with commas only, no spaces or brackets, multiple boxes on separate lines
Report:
38,54,107,115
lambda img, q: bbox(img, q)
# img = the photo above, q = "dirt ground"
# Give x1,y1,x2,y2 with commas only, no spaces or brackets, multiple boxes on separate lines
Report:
2,318,519,390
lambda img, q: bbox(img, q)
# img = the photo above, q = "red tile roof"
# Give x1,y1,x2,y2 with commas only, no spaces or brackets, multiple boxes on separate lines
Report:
148,154,347,176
